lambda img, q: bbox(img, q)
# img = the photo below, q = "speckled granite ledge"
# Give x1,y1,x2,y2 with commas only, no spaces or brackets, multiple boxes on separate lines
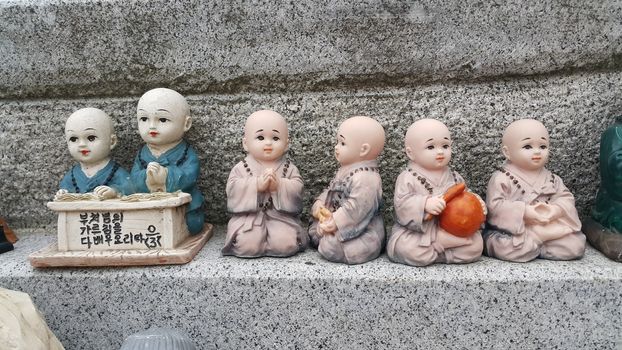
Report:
1,227,621,349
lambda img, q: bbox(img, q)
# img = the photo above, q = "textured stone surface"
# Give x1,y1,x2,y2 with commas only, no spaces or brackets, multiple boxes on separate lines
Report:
0,0,621,98
1,227,621,349
1,71,621,228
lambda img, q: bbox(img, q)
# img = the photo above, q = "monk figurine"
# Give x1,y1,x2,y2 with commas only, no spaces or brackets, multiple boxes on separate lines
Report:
387,119,485,266
130,88,205,235
308,116,385,264
583,117,622,262
57,108,133,199
484,119,586,262
222,110,307,257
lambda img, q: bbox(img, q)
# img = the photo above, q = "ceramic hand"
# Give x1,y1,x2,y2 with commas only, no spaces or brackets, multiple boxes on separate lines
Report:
524,204,549,225
424,196,446,216
55,189,68,196
93,185,118,200
319,217,337,236
476,195,487,216
266,169,278,192
146,162,168,192
538,204,563,222
257,171,271,192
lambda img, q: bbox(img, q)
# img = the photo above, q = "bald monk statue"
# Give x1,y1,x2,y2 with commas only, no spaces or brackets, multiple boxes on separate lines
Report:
583,117,622,262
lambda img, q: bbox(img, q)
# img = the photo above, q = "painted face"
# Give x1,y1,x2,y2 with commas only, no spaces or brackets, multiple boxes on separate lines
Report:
334,124,361,167
243,111,289,162
137,90,190,148
503,124,550,171
407,122,452,171
65,111,114,165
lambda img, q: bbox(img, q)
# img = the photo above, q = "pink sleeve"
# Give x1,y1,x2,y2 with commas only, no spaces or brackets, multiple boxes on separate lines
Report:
226,162,259,213
485,172,526,235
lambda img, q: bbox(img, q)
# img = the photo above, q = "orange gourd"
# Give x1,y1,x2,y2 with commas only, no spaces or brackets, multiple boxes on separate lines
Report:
438,185,485,237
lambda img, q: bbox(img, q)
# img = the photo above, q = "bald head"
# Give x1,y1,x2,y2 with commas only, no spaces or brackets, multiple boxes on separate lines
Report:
338,116,385,161
405,119,450,148
137,88,190,119
65,108,113,135
502,119,549,147
244,110,289,140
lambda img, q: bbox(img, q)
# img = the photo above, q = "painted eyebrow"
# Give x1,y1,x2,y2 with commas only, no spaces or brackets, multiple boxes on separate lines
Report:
85,128,95,131
255,129,264,133
540,137,547,140
156,109,171,112
66,129,74,132
521,137,531,141
339,134,346,140
443,137,450,140
272,129,280,133
425,138,433,142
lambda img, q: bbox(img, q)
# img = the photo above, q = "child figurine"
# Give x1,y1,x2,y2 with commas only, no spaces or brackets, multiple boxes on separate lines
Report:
57,108,132,198
386,119,484,266
222,110,307,257
130,88,205,235
308,116,385,265
484,119,586,262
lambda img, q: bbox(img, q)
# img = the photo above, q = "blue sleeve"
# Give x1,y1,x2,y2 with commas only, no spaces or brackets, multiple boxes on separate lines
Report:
165,147,200,192
130,154,149,193
59,167,75,192
109,167,134,195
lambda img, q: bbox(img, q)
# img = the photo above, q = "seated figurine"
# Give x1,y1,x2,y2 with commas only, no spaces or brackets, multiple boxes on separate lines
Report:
484,119,586,262
222,110,307,257
57,108,132,199
130,88,205,235
387,119,484,267
584,117,622,262
308,116,385,265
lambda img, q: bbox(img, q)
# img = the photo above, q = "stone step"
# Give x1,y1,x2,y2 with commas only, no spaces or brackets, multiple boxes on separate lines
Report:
1,71,620,228
1,226,621,349
1,0,621,98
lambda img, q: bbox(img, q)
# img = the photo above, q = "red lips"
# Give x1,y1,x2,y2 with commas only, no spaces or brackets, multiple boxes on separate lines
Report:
80,150,90,155
149,131,159,137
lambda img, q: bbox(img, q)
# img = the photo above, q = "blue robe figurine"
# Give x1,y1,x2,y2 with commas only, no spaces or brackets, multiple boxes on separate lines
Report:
60,160,133,195
130,140,205,235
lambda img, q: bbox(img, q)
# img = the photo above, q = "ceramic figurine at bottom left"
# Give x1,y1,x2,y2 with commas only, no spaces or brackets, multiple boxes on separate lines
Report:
57,108,133,198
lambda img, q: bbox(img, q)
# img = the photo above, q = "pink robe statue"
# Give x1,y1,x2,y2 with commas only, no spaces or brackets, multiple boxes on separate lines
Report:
484,163,586,262
387,164,483,266
308,160,385,264
223,156,308,257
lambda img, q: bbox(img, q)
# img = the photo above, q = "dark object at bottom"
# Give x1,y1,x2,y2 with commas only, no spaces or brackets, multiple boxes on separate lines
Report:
0,225,14,254
582,218,622,262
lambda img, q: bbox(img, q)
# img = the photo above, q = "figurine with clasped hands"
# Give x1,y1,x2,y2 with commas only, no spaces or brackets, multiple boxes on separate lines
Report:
130,88,205,234
222,110,307,258
483,119,585,262
308,116,385,265
57,108,132,199
386,119,485,267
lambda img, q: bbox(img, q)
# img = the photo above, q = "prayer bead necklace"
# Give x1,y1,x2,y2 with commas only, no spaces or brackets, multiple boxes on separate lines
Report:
407,168,458,195
71,162,120,193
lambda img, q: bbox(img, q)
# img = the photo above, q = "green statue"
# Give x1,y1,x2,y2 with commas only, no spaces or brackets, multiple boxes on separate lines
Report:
584,117,622,262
